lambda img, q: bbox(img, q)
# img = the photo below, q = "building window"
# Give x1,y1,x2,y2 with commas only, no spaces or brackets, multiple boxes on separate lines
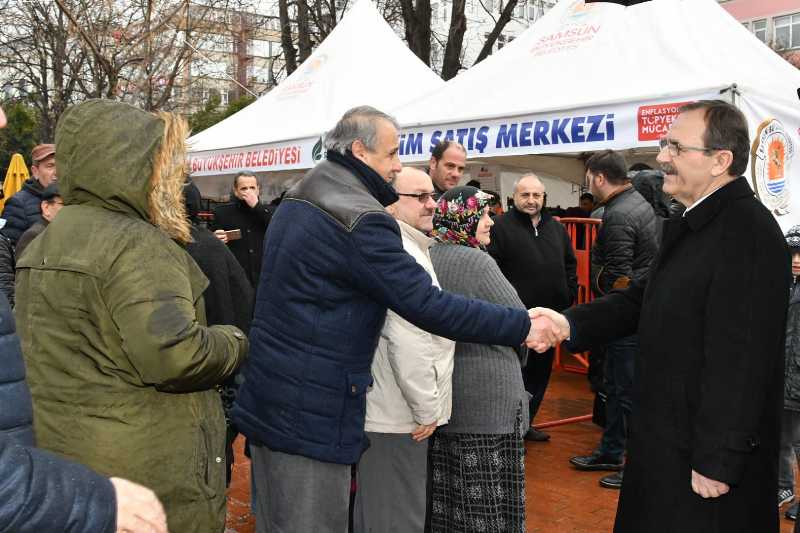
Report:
775,13,800,50
751,19,766,43
221,90,229,106
515,0,525,18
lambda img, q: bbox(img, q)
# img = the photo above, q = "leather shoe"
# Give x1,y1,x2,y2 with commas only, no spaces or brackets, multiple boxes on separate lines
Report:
786,502,799,521
524,428,551,442
569,452,623,471
599,470,624,489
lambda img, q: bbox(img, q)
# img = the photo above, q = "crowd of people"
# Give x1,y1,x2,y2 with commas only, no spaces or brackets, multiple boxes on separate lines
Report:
0,96,796,533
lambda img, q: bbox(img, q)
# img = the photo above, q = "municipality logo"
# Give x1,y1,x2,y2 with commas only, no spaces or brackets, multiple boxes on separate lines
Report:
312,137,325,164
751,118,794,216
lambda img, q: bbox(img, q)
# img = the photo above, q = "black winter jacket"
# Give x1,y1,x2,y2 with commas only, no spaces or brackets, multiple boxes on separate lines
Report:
0,236,14,307
591,186,657,295
1,178,44,244
186,225,254,415
211,199,273,288
786,279,800,411
488,209,577,311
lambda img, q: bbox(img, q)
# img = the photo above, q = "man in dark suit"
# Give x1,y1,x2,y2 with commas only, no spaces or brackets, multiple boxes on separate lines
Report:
211,171,273,288
533,100,789,532
488,174,577,442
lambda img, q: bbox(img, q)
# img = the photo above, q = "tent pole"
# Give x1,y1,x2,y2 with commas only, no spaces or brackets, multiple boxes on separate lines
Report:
721,83,740,107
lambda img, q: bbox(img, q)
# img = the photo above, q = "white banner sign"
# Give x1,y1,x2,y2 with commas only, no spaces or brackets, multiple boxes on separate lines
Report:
187,92,718,177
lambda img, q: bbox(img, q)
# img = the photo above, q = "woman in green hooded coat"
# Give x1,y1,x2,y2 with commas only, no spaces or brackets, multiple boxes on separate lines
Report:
15,99,249,533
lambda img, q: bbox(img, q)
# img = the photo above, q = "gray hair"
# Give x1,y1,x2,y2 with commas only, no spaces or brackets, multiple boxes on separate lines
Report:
324,106,400,155
512,173,543,193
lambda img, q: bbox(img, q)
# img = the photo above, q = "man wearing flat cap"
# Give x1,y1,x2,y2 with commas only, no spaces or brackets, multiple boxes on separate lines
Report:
1,144,57,244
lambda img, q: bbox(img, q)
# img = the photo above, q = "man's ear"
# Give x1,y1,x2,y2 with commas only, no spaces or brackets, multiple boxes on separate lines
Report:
711,150,734,178
428,156,437,174
351,139,368,162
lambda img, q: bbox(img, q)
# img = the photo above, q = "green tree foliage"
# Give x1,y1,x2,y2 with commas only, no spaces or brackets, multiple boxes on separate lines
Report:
0,101,39,179
188,94,255,135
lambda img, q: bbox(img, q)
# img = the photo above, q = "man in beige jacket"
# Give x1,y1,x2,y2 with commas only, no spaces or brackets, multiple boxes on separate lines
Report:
354,167,456,533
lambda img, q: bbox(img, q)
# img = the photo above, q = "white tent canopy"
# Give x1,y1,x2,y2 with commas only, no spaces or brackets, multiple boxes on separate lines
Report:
391,0,800,227
187,0,444,191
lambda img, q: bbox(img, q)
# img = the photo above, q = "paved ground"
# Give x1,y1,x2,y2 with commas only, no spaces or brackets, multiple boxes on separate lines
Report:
225,369,798,532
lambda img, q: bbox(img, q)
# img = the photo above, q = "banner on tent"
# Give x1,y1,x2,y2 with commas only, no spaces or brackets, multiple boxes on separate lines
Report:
187,93,716,177
397,94,715,163
188,137,322,177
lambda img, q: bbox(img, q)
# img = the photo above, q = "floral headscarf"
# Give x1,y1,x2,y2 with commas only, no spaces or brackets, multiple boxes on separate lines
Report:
432,186,493,248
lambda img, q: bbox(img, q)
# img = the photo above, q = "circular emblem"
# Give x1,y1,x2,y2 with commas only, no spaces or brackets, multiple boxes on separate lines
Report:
751,118,794,216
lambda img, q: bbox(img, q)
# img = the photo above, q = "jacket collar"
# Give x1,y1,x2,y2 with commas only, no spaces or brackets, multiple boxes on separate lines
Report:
599,183,633,208
510,206,550,228
684,177,752,232
23,177,44,196
327,150,399,207
397,219,434,251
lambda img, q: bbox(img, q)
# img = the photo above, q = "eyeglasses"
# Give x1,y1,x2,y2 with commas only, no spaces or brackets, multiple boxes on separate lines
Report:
659,137,722,157
397,192,435,203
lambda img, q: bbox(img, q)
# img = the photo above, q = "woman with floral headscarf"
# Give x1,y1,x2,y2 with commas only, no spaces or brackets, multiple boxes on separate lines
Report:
428,186,529,532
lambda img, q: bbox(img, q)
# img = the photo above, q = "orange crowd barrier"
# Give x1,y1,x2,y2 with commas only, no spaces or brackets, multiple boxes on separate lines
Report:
533,217,601,431
553,217,601,375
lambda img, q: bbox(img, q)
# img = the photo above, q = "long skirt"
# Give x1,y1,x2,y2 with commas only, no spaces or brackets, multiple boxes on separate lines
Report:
429,430,525,533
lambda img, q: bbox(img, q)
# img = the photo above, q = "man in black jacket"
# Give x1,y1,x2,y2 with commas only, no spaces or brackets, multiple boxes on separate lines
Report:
1,143,57,244
532,100,788,533
569,150,657,489
488,174,577,442
212,171,273,288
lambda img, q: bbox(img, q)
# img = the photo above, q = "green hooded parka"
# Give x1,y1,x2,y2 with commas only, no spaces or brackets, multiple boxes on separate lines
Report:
15,100,248,533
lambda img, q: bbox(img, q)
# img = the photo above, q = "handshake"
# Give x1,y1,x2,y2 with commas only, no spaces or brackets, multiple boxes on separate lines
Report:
524,308,570,353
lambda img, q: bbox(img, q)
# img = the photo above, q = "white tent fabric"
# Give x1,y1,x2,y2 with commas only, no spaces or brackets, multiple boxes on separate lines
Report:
187,0,443,178
397,0,798,128
391,0,800,228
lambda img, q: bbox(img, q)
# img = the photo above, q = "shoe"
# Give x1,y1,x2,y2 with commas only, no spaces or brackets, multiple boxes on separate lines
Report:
599,470,624,489
569,452,623,471
524,428,551,442
786,501,799,521
779,487,795,508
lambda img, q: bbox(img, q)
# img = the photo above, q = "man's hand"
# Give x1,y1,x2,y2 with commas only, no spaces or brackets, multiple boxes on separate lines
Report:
213,229,228,244
691,469,730,498
411,423,437,442
110,477,168,533
241,190,259,208
525,307,570,353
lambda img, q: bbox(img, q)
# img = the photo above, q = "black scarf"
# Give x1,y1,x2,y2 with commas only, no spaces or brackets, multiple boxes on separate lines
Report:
327,150,399,207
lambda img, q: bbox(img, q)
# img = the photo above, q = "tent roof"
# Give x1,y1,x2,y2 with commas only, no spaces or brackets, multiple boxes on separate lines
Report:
188,0,444,154
395,0,800,128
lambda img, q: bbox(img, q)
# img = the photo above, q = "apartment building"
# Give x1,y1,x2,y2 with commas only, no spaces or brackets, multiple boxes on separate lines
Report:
719,0,800,64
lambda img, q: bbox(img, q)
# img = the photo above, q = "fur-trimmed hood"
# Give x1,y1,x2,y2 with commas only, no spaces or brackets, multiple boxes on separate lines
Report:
55,99,191,243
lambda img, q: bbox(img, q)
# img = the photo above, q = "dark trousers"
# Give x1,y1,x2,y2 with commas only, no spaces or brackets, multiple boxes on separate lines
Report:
779,408,800,490
522,347,555,425
598,335,637,460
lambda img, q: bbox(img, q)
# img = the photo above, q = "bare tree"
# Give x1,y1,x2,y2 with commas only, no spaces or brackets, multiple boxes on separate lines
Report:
440,0,466,80
0,0,89,140
279,0,298,74
473,0,519,66
399,0,432,65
